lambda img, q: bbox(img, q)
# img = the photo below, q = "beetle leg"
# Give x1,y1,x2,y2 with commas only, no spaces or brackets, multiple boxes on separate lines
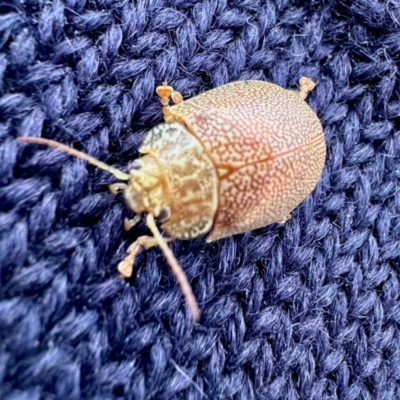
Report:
297,77,315,100
156,82,183,119
118,235,173,278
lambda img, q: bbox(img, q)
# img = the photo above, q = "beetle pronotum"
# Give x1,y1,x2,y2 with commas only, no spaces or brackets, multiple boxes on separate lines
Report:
18,77,325,320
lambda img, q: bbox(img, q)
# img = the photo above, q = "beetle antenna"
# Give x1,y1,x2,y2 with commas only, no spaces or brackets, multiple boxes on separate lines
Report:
17,137,130,181
146,213,200,321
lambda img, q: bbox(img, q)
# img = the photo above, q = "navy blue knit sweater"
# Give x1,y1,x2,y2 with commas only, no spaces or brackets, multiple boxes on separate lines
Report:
1,0,400,399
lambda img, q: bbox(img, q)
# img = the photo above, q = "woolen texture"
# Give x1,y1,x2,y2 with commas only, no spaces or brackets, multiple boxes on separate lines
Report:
1,0,400,399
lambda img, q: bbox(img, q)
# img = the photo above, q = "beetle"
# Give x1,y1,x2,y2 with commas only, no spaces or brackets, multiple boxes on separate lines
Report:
17,77,326,320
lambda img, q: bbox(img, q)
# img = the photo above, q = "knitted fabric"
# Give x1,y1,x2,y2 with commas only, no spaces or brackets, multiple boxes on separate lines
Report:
1,0,400,399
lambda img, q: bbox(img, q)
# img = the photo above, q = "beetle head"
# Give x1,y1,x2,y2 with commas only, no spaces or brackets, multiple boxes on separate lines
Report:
17,137,171,222
123,153,171,221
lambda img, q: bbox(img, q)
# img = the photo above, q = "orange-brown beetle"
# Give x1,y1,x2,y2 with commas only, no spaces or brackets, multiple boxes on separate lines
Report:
18,77,325,320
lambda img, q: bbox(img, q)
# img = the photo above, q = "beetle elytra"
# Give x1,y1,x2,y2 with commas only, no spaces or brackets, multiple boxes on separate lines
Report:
18,77,325,320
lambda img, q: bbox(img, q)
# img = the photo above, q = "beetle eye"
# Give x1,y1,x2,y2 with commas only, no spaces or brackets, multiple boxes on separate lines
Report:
157,207,171,223
128,161,142,171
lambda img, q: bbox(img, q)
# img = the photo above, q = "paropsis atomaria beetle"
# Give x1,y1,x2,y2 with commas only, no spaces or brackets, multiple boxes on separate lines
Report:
18,77,326,320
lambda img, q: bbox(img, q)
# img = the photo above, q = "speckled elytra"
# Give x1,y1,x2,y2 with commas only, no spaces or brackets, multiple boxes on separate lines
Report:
18,77,326,320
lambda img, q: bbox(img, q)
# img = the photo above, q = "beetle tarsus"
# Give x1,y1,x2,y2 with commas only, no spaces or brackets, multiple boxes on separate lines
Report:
297,77,315,100
118,235,158,278
156,82,184,120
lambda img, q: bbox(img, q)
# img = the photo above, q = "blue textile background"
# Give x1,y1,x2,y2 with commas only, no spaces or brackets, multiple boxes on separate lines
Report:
1,0,400,399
